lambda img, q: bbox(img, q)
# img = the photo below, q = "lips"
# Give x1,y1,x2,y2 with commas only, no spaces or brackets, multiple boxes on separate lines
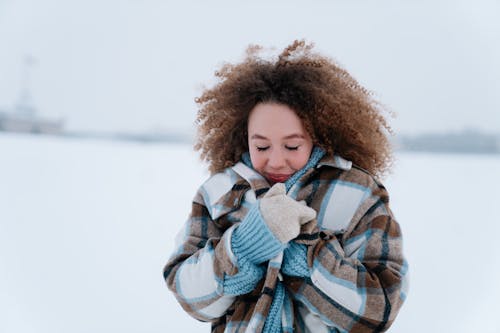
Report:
265,173,292,183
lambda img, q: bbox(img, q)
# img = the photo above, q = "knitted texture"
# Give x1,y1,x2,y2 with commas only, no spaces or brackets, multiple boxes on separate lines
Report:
262,282,286,333
241,146,326,333
223,258,266,295
241,147,325,192
231,203,284,264
282,242,310,278
284,146,325,191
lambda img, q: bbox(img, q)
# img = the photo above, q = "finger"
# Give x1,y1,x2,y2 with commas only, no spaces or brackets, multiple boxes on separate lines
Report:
298,206,317,224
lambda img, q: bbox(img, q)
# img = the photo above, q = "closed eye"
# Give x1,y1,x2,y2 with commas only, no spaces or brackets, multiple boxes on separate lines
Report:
285,146,299,151
257,146,269,151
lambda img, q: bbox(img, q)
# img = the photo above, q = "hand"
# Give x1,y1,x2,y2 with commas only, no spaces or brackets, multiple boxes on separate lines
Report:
260,183,316,244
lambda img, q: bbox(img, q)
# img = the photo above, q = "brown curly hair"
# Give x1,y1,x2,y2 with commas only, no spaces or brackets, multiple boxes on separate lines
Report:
194,40,394,178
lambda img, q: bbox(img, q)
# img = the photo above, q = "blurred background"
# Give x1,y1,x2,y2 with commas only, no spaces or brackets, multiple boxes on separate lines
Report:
1,0,499,332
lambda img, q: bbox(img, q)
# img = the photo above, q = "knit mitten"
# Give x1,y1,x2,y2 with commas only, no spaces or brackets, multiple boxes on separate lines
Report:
231,202,284,265
231,183,316,265
260,183,317,244
282,241,310,278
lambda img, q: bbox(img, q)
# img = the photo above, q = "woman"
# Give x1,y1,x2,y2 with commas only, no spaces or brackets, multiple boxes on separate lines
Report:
163,40,408,333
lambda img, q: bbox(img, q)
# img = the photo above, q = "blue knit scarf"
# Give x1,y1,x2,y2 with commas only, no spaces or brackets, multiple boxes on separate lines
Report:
241,146,325,193
241,147,325,333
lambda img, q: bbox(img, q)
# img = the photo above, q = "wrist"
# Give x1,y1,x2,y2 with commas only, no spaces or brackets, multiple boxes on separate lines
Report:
231,203,284,264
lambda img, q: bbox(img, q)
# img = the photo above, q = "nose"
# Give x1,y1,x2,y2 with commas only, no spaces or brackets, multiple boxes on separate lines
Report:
267,148,286,170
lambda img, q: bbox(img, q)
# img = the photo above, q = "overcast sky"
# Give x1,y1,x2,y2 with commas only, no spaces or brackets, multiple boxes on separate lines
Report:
0,0,499,135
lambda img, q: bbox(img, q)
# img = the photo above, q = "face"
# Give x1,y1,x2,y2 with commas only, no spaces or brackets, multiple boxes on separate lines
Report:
247,103,313,184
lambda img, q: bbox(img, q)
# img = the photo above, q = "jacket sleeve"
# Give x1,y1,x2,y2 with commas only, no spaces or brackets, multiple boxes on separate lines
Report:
288,184,409,332
162,191,237,322
162,188,277,322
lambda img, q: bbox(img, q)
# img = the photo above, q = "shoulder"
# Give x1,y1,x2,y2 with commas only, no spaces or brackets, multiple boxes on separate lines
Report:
315,154,387,194
312,156,391,233
195,167,240,205
194,163,258,220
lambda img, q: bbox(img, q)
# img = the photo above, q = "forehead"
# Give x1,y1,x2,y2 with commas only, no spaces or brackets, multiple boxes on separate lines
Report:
247,103,307,137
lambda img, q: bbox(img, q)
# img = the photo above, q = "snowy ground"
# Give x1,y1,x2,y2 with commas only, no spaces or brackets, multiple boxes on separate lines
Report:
1,133,499,333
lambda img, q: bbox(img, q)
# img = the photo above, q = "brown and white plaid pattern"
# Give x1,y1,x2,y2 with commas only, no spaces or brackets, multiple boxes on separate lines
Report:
163,155,408,332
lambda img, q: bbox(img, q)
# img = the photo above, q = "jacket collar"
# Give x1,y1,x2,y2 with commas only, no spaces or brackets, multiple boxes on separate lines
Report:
316,154,352,171
231,162,269,196
205,154,352,220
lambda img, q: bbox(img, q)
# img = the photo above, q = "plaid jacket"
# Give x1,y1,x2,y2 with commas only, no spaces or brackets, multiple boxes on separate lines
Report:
163,154,409,332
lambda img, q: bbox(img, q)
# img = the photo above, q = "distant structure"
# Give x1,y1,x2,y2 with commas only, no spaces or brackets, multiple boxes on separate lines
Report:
0,55,64,135
395,129,500,154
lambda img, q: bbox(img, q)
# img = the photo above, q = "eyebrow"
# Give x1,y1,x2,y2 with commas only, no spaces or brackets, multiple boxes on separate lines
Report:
250,134,306,140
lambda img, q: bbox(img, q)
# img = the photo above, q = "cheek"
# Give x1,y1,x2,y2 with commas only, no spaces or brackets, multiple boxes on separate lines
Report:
249,151,265,171
291,151,312,170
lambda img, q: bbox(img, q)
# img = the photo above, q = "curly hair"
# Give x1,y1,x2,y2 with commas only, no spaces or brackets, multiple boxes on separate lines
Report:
194,40,394,178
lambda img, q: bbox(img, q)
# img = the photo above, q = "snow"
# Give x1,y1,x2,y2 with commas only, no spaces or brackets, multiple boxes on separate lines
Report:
1,133,499,332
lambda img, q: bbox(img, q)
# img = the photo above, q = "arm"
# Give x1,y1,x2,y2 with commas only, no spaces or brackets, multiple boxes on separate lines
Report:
162,194,239,322
286,187,409,332
162,188,285,322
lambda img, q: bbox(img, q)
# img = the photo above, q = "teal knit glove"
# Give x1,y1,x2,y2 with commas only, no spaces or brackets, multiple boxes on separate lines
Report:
282,242,310,278
231,202,284,264
225,204,279,295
